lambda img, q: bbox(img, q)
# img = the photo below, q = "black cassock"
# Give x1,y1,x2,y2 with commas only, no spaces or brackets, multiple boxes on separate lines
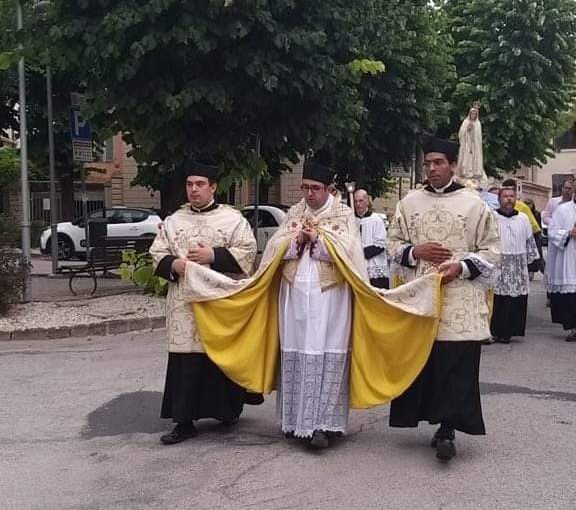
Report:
490,294,529,338
156,246,247,424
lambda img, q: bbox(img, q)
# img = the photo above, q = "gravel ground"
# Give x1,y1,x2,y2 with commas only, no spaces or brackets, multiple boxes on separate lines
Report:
0,294,165,332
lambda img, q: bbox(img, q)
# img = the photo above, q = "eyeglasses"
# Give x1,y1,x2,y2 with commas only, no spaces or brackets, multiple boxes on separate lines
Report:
301,184,325,193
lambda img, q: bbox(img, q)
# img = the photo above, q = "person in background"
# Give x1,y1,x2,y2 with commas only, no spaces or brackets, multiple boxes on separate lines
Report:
542,179,575,226
543,179,575,306
501,179,543,276
354,189,390,288
547,192,576,342
523,197,544,280
490,186,538,343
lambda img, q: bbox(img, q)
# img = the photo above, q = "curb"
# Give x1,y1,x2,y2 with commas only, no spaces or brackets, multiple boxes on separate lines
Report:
0,316,166,342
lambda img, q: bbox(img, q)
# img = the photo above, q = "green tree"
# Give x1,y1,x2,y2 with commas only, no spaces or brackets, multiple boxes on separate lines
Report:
327,1,455,192
45,0,395,210
443,0,576,172
0,0,83,220
0,146,19,187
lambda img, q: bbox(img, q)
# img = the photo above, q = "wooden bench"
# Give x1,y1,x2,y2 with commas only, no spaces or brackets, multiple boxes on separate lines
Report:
60,236,155,295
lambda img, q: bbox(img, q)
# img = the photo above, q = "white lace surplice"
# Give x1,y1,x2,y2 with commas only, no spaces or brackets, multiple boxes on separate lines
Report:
494,212,538,297
278,245,352,438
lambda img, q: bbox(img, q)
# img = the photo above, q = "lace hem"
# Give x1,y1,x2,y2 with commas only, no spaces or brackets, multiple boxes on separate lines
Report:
547,285,576,293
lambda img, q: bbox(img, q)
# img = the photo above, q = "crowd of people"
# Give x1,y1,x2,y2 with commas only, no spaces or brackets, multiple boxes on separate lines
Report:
147,137,576,465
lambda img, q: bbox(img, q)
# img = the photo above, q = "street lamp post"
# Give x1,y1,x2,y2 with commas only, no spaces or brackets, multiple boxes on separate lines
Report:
16,0,32,302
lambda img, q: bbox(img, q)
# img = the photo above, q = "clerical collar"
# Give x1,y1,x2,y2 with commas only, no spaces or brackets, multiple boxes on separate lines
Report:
424,180,464,194
356,210,372,219
190,200,218,213
496,208,518,218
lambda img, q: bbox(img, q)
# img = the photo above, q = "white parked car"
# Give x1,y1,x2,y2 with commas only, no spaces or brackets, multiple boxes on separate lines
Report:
241,205,288,253
40,206,161,260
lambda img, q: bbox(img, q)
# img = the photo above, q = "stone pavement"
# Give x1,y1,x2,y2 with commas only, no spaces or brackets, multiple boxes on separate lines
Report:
1,276,576,509
30,251,139,302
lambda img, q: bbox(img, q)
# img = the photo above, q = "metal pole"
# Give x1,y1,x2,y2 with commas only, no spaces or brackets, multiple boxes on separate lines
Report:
253,134,261,244
17,1,32,302
81,163,88,238
46,66,59,275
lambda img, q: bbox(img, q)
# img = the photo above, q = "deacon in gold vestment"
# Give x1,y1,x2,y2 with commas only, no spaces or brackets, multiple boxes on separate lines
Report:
150,159,257,445
177,157,445,451
388,137,500,463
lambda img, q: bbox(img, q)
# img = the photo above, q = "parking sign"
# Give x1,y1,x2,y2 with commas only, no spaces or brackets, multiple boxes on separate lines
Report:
69,93,93,162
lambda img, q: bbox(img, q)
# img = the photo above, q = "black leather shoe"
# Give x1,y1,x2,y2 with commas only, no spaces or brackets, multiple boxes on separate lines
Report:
436,438,457,462
307,430,329,449
244,392,265,405
160,423,198,445
220,418,239,427
430,427,455,448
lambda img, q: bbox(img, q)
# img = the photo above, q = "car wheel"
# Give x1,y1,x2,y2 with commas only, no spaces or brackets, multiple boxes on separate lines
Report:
55,235,75,260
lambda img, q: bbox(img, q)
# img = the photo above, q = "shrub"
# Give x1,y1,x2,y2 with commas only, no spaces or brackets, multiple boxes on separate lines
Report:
0,213,19,248
0,214,27,315
119,250,167,296
0,248,24,316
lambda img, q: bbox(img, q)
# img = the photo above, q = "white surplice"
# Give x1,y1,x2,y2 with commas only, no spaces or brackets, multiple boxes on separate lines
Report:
547,201,576,293
358,213,389,280
494,211,538,297
277,195,353,437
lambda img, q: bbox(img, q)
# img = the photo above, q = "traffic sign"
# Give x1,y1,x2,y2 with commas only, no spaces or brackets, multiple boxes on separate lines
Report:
69,92,93,162
69,108,92,141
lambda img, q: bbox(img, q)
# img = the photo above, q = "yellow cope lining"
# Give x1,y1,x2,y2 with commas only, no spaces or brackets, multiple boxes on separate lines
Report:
192,238,441,409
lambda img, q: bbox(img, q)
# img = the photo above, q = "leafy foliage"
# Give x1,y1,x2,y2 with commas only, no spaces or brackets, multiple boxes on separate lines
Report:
119,250,167,297
0,211,24,316
328,1,455,189
0,0,84,219
46,0,378,185
0,146,19,187
443,0,576,171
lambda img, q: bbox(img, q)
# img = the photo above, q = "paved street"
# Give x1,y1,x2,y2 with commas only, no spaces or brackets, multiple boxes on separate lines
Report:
1,278,575,510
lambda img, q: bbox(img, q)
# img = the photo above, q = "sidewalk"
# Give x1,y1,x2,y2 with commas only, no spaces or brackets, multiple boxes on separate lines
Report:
0,252,166,341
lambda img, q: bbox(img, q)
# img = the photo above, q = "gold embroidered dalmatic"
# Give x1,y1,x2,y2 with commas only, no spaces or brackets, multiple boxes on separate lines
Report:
388,187,501,341
149,204,256,353
178,197,444,409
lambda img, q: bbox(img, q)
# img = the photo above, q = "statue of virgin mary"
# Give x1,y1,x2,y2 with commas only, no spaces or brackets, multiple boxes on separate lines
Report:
456,102,488,185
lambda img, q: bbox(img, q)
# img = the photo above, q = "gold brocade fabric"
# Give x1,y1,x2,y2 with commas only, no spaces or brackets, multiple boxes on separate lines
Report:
388,188,500,341
281,258,344,291
181,198,442,409
149,204,257,353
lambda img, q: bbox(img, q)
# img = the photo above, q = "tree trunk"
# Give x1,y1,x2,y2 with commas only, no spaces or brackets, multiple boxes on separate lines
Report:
160,167,186,218
414,144,424,184
59,173,75,221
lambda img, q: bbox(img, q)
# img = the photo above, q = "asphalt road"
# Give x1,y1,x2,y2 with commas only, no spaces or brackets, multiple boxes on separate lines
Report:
1,278,575,510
